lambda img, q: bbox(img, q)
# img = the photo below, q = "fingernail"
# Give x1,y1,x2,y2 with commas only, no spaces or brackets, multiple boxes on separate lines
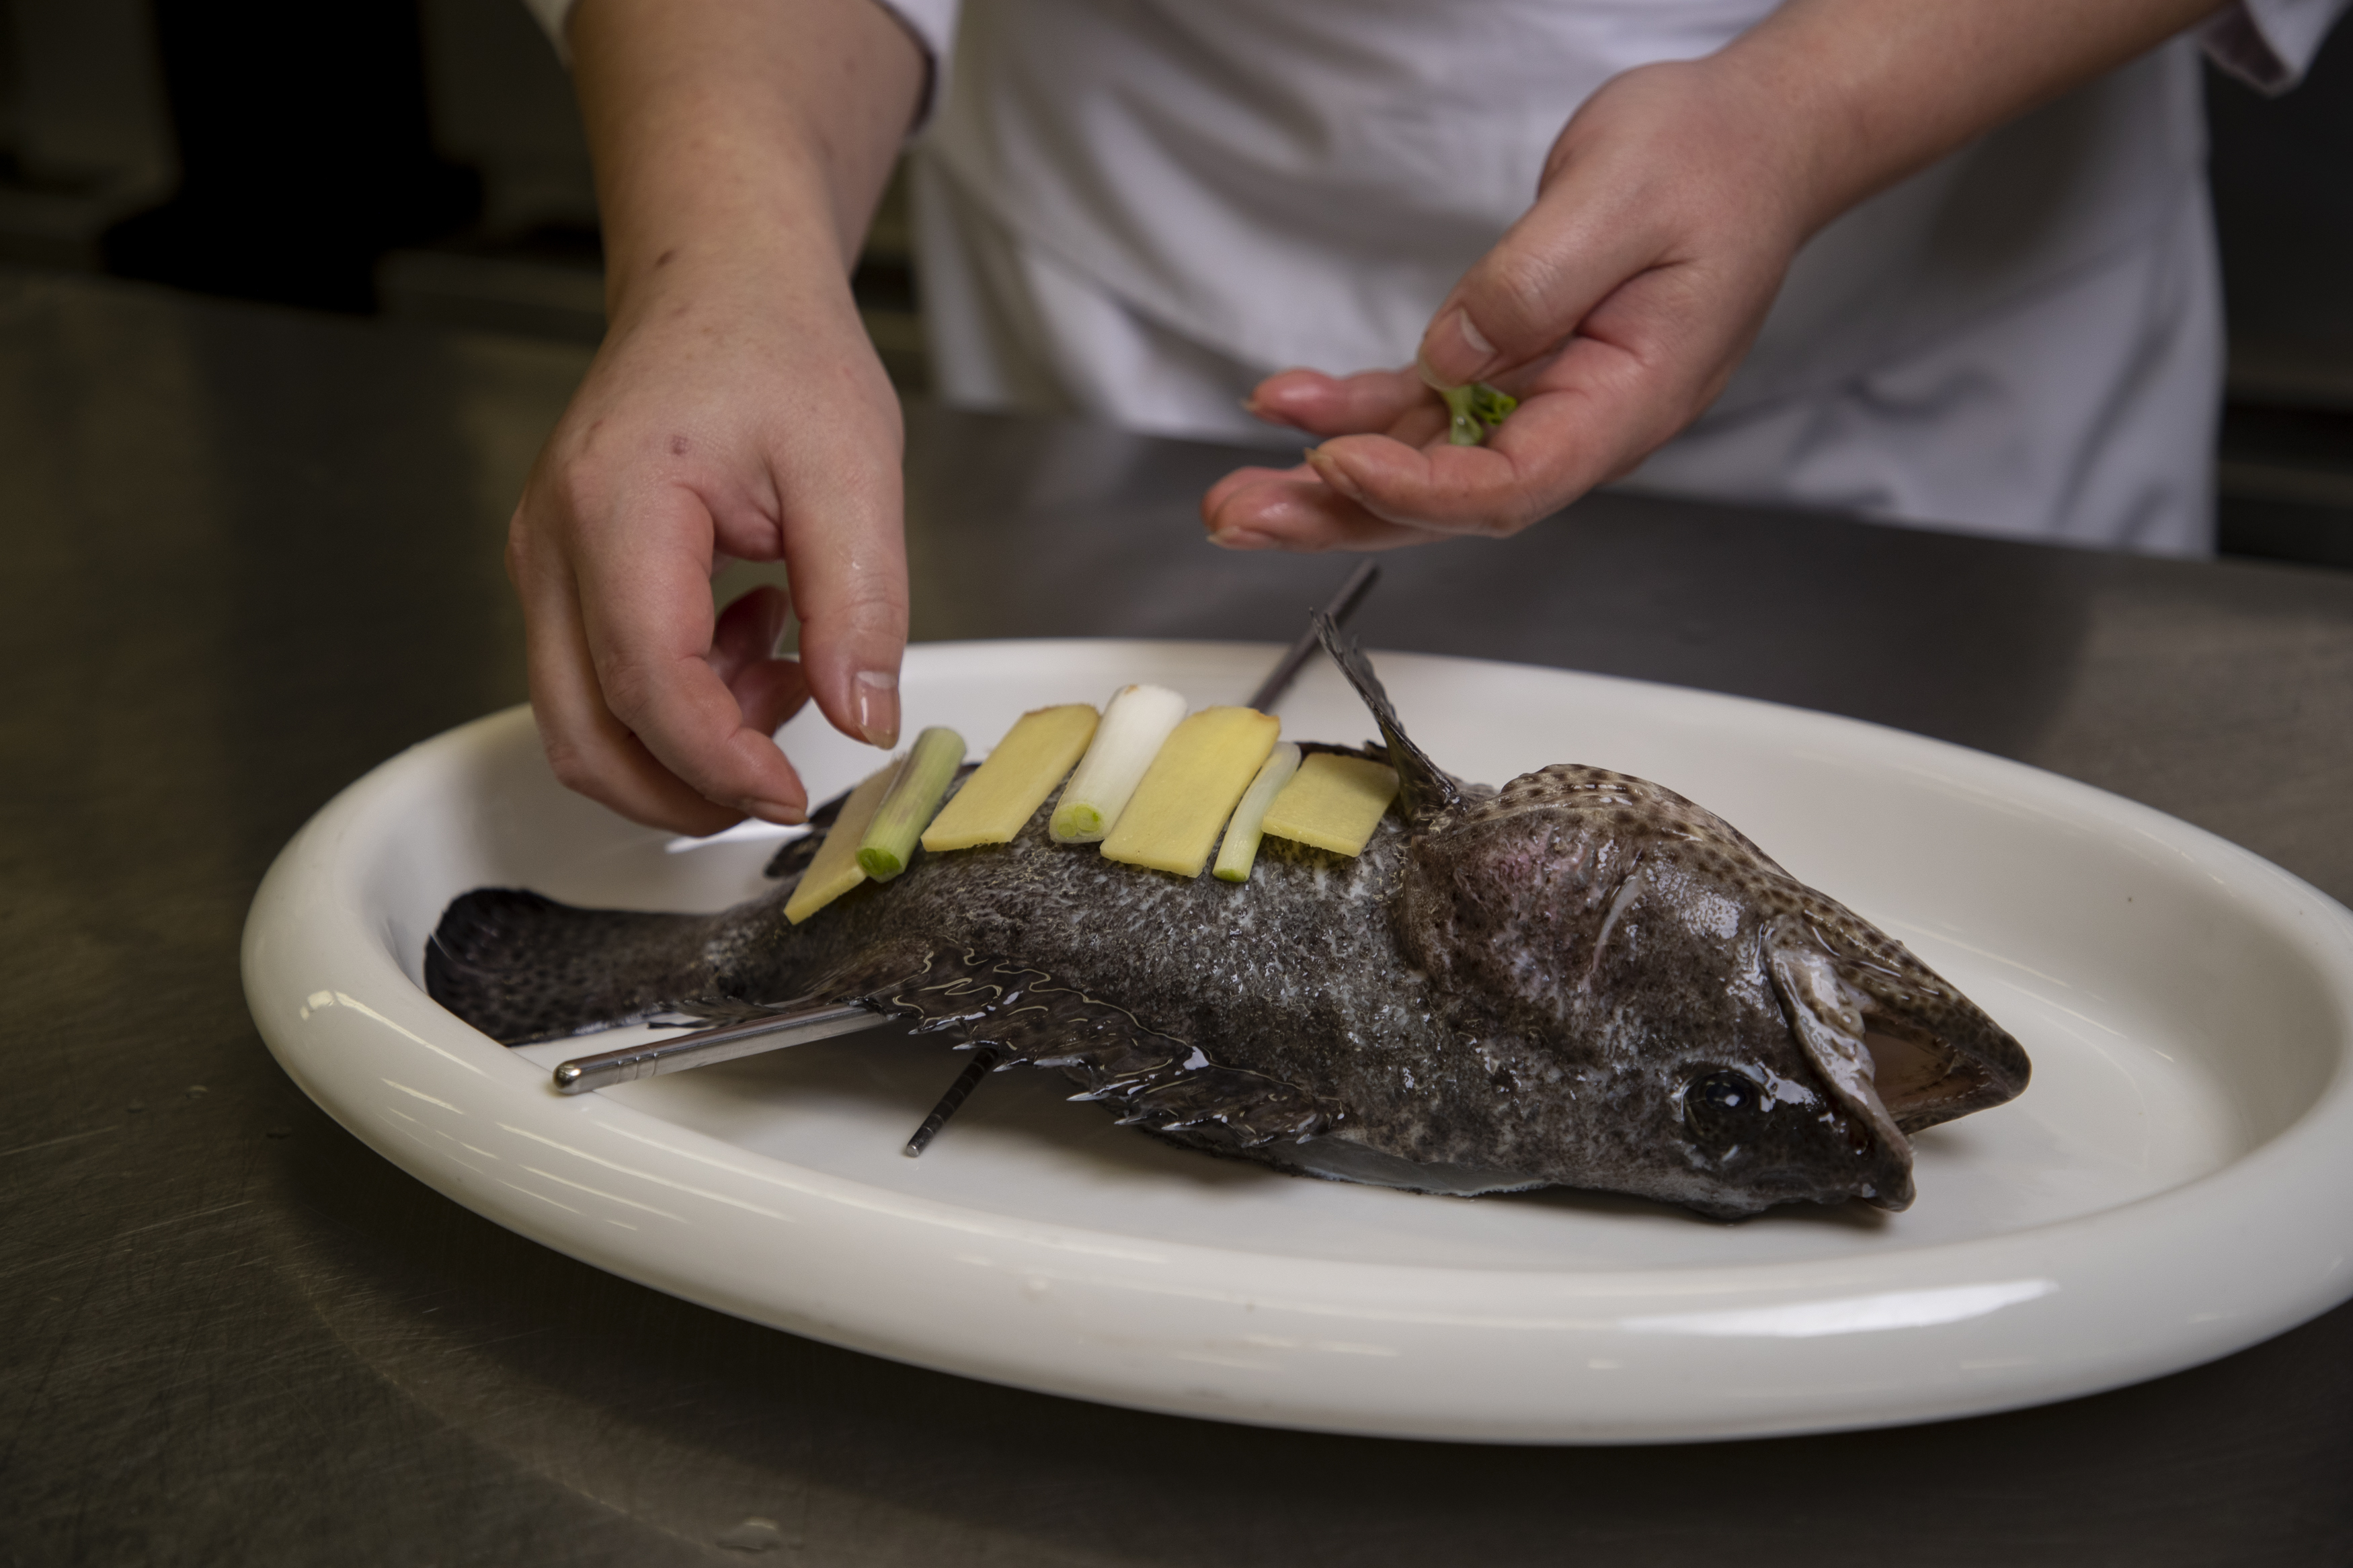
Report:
1455,309,1496,358
1419,308,1498,388
1304,445,1364,503
745,797,806,825
1209,528,1271,550
854,668,900,749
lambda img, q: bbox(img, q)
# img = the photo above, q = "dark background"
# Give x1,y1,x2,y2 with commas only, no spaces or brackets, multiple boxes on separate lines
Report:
0,0,2346,567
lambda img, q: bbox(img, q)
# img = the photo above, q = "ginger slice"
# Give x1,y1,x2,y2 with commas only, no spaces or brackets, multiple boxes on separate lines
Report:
1260,753,1400,857
1099,706,1280,878
783,759,901,925
922,704,1098,852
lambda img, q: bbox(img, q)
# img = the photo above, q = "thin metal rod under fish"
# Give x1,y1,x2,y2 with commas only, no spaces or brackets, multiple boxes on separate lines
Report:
902,1046,1002,1156
902,559,1384,1154
1244,559,1381,712
551,1001,890,1094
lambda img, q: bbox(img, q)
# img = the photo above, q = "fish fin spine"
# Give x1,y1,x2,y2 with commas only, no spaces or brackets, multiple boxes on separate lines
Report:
868,948,1343,1146
1312,611,1460,820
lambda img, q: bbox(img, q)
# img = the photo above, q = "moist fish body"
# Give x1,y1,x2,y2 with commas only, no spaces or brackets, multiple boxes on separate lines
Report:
428,624,2028,1219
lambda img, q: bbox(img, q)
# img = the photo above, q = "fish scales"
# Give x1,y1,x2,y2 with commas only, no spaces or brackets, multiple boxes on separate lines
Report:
427,622,2028,1218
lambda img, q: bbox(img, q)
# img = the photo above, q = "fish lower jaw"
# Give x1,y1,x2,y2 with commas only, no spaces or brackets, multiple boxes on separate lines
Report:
1646,1146,1917,1220
1218,1123,1916,1219
1273,1133,1553,1196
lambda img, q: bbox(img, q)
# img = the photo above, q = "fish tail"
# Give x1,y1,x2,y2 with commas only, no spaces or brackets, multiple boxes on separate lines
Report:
1312,611,1460,820
424,888,721,1046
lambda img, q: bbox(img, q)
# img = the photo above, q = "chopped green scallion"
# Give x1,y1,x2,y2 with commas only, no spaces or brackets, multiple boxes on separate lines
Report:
856,726,966,880
1440,381,1519,446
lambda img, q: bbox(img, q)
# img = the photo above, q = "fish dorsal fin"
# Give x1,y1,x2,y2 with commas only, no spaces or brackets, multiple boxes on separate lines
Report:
1312,611,1459,821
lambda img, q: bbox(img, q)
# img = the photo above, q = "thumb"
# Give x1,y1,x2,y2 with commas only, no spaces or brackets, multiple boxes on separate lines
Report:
1414,185,1661,390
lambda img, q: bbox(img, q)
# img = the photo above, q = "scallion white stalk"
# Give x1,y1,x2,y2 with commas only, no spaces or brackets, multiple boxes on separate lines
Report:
1212,742,1301,882
1049,684,1188,843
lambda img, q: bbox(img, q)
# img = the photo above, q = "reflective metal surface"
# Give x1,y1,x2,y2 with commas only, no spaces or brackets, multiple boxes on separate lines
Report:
551,1003,891,1094
3,267,2350,1564
1243,557,1380,711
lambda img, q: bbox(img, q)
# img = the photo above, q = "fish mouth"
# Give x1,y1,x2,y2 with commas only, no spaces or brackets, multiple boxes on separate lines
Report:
1862,1021,2030,1135
1765,915,2031,1211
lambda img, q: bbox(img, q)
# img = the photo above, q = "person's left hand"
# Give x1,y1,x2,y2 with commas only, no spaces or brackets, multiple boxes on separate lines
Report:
1201,54,1817,552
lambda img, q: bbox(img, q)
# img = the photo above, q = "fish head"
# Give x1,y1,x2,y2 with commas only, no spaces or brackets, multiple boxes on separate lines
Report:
1309,614,2028,1218
1392,766,2028,1219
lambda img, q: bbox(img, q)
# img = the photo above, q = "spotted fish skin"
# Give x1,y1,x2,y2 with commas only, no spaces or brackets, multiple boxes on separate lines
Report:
1384,763,2027,1215
426,628,2028,1219
430,772,1466,1151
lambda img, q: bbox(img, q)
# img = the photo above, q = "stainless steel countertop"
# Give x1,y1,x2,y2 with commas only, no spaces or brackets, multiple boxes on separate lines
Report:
3,267,2350,1565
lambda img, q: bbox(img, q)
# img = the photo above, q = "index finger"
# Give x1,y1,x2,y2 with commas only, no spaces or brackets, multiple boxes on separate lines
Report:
775,444,910,753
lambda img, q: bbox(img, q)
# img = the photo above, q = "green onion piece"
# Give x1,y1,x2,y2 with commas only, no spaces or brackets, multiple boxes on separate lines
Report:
1439,381,1519,446
856,726,966,880
1050,684,1189,843
1213,743,1302,883
1441,384,1481,445
1468,382,1517,427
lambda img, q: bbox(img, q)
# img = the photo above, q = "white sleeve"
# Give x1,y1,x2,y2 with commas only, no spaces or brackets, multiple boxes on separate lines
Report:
2200,0,2351,93
514,0,961,120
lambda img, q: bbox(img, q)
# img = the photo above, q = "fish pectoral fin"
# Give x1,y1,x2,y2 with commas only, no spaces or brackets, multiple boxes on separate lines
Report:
1043,1020,1339,1148
869,950,1342,1148
1111,1065,1334,1147
1766,923,1914,1208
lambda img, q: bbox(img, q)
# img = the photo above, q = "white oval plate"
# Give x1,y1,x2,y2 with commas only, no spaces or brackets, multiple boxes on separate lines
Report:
243,641,2353,1443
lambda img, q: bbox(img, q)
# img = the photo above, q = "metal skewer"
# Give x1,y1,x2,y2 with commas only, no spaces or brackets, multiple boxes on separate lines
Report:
903,1046,1003,1156
1245,559,1380,712
552,1001,889,1094
899,558,1382,1153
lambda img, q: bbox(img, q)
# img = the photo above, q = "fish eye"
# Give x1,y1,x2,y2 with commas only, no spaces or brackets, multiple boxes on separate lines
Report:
1683,1068,1767,1150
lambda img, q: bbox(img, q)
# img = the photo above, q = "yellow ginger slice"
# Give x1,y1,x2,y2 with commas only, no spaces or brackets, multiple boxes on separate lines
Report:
1099,706,1280,877
1260,753,1400,857
783,759,901,925
921,704,1099,852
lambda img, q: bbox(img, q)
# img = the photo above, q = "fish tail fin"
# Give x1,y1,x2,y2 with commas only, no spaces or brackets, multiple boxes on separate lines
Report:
425,888,718,1046
1312,610,1460,820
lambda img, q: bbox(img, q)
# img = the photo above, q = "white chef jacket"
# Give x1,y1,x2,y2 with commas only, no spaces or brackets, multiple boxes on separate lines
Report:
526,0,2348,554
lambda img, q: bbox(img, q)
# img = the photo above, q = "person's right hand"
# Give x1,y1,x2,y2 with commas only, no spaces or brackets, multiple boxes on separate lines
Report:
510,0,924,837
508,249,908,837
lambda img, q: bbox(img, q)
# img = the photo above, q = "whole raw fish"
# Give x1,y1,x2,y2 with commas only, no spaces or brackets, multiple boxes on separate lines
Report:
427,621,2027,1218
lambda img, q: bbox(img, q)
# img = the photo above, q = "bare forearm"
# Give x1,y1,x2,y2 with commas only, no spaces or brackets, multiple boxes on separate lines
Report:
1724,0,2226,231
569,0,924,310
